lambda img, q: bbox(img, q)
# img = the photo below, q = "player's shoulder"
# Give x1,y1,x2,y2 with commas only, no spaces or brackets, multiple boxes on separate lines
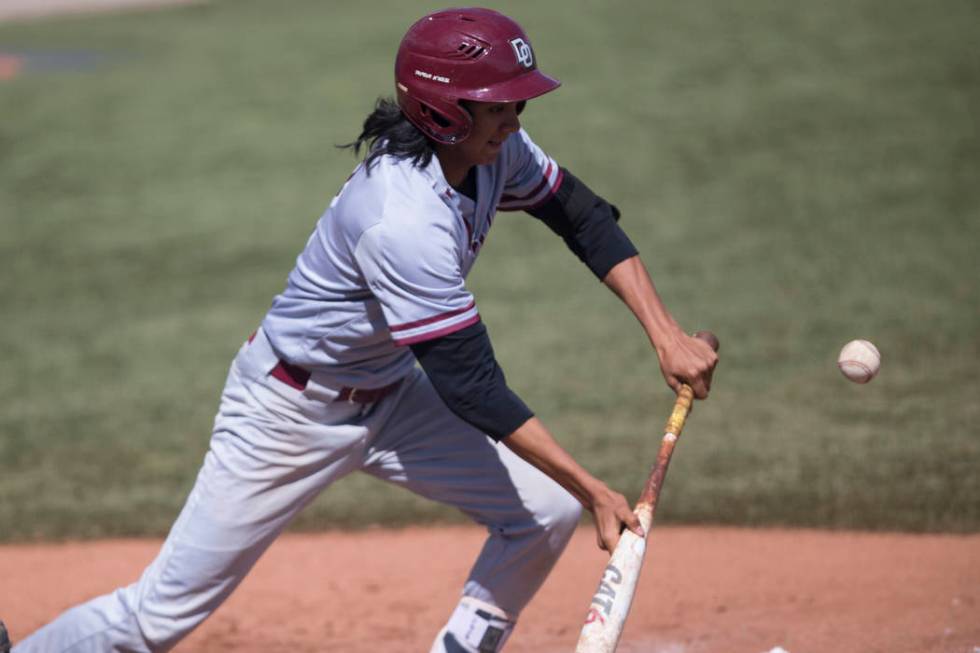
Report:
343,154,457,239
339,155,446,222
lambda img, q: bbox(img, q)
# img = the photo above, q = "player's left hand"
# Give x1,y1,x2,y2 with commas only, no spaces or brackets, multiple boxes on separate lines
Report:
658,332,718,399
590,483,644,552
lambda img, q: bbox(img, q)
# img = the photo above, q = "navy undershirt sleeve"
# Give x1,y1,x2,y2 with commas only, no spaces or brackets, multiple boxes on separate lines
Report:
527,168,639,280
409,321,533,441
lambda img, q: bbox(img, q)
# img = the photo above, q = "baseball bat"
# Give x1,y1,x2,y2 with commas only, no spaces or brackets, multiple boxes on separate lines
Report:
574,331,719,653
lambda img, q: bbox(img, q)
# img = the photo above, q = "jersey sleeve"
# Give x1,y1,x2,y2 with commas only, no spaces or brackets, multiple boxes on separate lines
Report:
497,129,564,212
354,220,480,346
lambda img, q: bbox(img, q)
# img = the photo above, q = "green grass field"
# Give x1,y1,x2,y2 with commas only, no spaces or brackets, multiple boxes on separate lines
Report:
1,0,977,541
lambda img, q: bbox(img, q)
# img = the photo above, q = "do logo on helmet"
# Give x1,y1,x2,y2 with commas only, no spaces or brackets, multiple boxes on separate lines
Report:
509,38,534,68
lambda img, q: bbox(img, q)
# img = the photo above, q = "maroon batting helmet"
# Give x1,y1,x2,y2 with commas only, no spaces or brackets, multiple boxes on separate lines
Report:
395,8,561,144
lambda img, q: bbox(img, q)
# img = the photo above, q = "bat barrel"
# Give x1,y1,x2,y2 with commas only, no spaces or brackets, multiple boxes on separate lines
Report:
574,529,647,652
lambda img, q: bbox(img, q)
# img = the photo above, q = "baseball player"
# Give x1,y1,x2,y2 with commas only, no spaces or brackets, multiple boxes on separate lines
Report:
13,8,717,653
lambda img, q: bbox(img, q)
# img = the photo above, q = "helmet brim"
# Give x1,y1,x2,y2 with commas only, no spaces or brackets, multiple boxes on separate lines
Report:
460,69,561,104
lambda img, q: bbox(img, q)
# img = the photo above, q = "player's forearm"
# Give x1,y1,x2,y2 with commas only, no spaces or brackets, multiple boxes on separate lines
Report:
602,255,687,355
502,417,609,510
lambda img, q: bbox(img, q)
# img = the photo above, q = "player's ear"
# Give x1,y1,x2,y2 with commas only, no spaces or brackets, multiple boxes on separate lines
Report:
515,100,526,115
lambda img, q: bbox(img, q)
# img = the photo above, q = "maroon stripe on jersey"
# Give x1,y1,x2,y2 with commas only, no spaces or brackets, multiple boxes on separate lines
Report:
392,313,481,346
523,167,564,210
388,300,477,333
500,161,554,204
498,167,564,212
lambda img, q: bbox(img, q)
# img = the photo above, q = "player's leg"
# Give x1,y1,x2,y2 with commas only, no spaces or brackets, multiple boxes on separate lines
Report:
14,335,369,653
362,369,583,652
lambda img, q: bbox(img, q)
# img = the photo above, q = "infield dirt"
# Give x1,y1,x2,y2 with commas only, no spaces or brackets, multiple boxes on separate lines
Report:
1,526,977,652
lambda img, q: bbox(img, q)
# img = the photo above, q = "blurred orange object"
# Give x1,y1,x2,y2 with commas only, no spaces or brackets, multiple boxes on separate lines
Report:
0,54,23,80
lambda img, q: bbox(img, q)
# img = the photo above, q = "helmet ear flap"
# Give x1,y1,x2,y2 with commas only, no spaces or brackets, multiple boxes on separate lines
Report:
401,91,473,144
420,104,450,128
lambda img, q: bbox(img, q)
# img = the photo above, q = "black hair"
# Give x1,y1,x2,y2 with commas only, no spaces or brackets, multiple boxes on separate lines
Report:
340,97,435,171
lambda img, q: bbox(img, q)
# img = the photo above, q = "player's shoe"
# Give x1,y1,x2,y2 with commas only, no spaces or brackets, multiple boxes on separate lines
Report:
0,620,12,653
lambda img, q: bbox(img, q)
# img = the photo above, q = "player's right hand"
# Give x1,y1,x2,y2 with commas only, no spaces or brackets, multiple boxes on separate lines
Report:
658,332,718,399
590,483,643,552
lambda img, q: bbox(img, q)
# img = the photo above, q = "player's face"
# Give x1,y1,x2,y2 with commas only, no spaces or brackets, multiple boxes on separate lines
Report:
461,100,523,165
435,100,524,186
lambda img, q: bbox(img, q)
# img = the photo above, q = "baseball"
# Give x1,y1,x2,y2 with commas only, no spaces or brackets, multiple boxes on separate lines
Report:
837,339,881,384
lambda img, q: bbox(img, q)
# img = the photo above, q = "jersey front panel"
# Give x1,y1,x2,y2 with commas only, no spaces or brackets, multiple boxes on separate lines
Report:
261,129,561,388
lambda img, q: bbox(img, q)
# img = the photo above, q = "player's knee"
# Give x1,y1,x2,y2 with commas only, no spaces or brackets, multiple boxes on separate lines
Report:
541,490,582,544
123,585,194,651
127,598,178,650
134,614,179,651
499,489,580,554
556,491,584,530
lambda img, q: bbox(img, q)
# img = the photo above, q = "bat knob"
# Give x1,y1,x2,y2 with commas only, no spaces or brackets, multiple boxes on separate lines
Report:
693,330,720,353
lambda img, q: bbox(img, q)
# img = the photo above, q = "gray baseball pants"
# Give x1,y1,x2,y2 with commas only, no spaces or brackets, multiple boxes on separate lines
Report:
15,329,581,652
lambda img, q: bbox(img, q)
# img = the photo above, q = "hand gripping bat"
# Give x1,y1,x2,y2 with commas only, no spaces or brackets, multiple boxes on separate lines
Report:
574,331,719,653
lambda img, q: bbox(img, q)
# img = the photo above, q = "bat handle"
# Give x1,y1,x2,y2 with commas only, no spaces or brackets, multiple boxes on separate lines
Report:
664,384,695,438
635,331,717,510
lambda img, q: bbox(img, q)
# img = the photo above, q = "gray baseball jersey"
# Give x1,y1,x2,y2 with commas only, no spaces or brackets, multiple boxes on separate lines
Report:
261,128,561,387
